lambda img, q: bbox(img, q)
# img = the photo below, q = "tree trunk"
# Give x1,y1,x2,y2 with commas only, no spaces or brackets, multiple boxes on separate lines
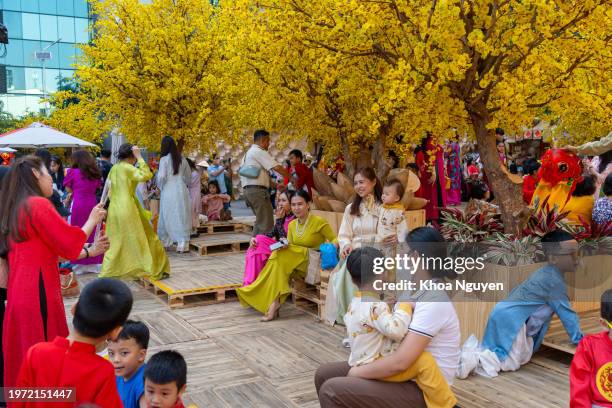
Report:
469,106,525,235
372,126,390,181
341,138,373,179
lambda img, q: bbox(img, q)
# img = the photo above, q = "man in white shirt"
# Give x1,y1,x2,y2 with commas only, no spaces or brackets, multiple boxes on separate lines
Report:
240,129,292,235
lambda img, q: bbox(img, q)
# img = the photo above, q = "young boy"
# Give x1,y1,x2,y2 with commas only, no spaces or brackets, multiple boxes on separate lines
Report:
288,149,314,196
462,230,584,378
144,351,195,408
14,278,133,408
108,320,150,408
570,289,612,408
343,247,457,408
377,179,409,245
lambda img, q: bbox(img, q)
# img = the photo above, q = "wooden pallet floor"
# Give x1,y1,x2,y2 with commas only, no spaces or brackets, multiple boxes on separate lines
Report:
453,348,571,408
66,253,575,407
140,252,245,308
542,309,602,354
197,221,247,234
190,232,252,256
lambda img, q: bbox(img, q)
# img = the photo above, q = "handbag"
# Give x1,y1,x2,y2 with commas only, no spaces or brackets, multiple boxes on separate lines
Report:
239,165,261,179
320,243,339,270
238,153,262,179
305,249,322,285
60,267,80,297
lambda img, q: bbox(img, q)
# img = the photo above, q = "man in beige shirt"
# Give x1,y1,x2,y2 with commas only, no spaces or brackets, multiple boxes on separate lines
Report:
240,129,292,235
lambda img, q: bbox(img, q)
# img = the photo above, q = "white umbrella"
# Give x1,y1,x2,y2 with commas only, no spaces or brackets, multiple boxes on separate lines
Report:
0,147,16,152
0,122,97,148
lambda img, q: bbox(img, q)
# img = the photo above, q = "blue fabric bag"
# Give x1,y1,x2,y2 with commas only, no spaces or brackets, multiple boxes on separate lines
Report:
320,243,339,270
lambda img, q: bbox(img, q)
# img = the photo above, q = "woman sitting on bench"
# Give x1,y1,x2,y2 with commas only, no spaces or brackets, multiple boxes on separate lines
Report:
242,190,295,286
237,190,337,321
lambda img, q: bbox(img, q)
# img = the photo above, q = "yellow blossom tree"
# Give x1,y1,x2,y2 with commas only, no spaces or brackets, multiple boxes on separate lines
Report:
73,0,231,152
218,0,610,232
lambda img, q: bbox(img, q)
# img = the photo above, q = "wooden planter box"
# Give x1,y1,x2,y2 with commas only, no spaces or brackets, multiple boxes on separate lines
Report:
310,209,426,235
453,254,611,342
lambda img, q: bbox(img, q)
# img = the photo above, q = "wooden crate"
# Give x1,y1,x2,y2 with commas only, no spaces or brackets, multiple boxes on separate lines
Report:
404,209,426,231
291,279,323,319
197,221,246,234
141,278,238,308
139,252,245,309
189,232,252,256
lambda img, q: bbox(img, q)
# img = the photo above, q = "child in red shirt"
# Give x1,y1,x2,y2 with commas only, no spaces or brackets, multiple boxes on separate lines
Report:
570,289,612,408
13,278,133,408
288,149,314,196
144,351,195,408
522,158,540,205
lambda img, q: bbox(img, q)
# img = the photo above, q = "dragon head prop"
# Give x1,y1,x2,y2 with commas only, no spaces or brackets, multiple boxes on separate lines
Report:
537,149,583,187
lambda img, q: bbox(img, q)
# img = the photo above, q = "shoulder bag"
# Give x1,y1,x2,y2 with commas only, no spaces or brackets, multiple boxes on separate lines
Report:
238,149,262,179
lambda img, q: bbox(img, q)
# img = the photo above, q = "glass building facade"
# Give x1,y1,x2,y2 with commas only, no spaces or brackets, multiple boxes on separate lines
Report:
0,0,92,116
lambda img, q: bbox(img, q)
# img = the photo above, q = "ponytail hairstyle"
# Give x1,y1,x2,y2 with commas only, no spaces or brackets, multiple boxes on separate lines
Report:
0,156,46,257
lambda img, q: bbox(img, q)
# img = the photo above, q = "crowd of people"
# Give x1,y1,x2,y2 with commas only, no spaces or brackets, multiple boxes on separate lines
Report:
0,127,610,407
234,129,611,407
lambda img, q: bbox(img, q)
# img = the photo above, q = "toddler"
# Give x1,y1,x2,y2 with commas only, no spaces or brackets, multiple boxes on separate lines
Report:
201,180,231,221
343,247,457,408
108,320,150,408
377,179,408,244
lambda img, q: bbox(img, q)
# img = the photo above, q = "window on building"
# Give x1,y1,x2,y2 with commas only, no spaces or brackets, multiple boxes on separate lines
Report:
40,41,60,69
45,68,60,93
40,0,59,15
2,0,21,12
3,39,24,66
40,15,59,42
20,0,39,13
58,42,78,69
3,11,23,38
22,40,43,68
25,67,43,92
57,0,75,17
74,18,89,44
21,13,41,41
6,67,25,92
74,0,89,18
58,16,76,43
